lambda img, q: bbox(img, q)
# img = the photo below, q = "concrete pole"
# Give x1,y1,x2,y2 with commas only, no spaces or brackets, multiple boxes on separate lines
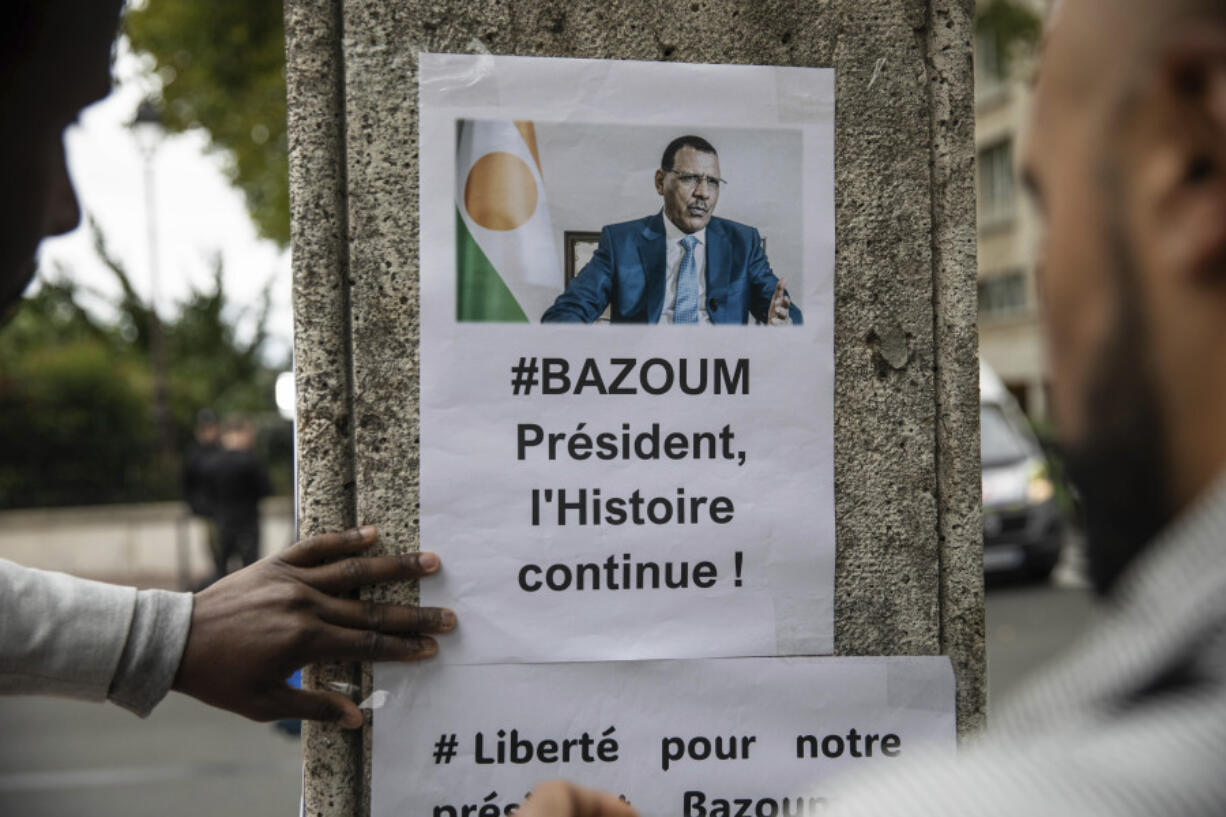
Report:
285,1,982,814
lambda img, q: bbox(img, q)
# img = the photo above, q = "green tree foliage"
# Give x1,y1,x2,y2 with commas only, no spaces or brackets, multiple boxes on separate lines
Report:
975,0,1042,78
90,219,278,420
0,282,160,507
125,0,289,246
0,237,290,509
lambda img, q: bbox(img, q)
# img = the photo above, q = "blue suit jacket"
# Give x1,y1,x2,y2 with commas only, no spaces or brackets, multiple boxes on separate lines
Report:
541,213,803,325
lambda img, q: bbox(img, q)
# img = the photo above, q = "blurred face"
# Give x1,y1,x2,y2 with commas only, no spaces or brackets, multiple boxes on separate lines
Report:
0,8,115,325
654,147,720,234
1023,4,1126,446
1022,0,1178,593
222,427,256,452
197,422,220,445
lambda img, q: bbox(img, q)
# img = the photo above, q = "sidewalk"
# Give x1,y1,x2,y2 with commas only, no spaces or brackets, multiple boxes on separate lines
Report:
0,497,294,588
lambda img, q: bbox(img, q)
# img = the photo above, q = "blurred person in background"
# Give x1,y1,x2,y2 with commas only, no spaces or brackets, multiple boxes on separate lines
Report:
0,0,455,728
209,413,272,578
517,0,1226,814
183,408,221,574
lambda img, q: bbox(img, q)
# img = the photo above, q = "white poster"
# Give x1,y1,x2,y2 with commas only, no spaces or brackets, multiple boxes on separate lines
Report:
419,54,836,663
371,657,956,817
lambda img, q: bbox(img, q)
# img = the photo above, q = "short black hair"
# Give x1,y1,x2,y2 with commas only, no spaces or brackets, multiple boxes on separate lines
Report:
0,0,123,100
661,135,718,172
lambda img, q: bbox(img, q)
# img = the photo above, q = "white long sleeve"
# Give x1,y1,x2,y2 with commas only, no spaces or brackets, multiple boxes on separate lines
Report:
0,559,193,716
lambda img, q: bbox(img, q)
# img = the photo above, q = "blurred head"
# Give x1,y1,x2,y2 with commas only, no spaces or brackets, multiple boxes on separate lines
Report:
221,414,257,452
1023,0,1226,593
0,0,123,326
655,136,721,234
195,408,220,445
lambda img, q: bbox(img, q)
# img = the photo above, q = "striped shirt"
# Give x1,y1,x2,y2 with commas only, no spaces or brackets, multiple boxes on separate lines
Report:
826,470,1226,816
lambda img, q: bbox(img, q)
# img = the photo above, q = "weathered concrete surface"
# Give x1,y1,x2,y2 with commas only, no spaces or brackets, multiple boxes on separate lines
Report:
285,1,364,812
286,1,983,813
926,0,987,736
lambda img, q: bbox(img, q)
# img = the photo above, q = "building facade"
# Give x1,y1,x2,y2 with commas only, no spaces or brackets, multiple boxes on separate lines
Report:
974,0,1050,421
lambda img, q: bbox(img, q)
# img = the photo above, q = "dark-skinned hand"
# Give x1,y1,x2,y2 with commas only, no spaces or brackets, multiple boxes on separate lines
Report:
171,525,453,728
514,782,638,817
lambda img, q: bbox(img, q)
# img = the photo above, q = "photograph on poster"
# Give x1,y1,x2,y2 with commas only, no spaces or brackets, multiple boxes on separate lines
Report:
456,120,804,327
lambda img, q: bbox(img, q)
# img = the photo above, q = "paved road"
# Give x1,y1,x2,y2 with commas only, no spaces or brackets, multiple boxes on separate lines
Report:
984,534,1097,714
0,572,1097,816
985,578,1096,714
0,694,302,816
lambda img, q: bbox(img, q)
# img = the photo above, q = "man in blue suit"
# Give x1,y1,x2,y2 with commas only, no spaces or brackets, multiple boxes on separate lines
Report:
541,135,802,325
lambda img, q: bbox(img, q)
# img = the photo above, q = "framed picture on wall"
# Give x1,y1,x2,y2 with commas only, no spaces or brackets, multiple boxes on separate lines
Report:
564,231,601,285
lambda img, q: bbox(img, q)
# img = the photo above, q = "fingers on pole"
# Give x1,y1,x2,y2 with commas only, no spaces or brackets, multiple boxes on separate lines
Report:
315,596,457,635
306,552,442,595
272,686,364,729
282,526,378,567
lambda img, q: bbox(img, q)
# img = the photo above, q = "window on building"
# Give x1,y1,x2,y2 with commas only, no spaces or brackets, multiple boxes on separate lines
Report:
978,140,1015,226
978,269,1027,318
975,29,1006,97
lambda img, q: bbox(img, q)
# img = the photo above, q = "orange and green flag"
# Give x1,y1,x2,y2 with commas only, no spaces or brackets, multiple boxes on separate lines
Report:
455,119,561,322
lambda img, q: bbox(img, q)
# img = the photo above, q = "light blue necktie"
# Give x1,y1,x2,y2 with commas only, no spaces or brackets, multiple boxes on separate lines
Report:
674,234,700,324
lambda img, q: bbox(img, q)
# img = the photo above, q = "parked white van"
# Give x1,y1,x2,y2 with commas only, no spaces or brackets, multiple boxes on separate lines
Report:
980,361,1066,579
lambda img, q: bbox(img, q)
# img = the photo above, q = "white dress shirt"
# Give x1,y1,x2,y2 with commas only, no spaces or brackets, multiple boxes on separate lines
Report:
660,213,710,324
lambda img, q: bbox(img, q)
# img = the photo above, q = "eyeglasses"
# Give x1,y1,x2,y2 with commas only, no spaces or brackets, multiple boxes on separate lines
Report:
665,170,727,191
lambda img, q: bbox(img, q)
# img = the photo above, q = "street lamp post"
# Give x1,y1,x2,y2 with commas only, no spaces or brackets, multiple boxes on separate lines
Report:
129,98,175,469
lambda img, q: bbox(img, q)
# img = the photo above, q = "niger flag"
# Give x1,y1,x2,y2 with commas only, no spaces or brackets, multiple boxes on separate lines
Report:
455,119,561,322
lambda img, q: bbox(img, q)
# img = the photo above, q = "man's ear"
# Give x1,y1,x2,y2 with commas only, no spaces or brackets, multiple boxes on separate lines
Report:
1148,28,1226,285
654,168,666,196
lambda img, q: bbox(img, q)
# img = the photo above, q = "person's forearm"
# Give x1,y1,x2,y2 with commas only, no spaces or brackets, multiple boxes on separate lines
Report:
0,559,190,714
